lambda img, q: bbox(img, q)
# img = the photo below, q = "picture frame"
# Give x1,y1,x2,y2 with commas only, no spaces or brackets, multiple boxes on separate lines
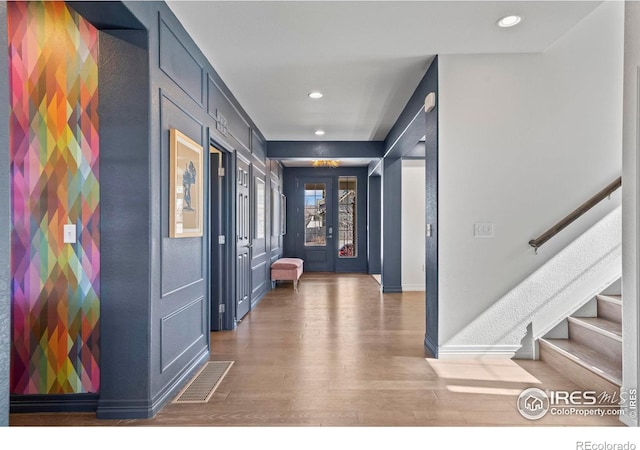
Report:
271,186,280,237
281,193,287,235
169,128,204,238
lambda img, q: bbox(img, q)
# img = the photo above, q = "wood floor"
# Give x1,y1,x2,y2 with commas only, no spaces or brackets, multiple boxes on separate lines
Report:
10,273,623,426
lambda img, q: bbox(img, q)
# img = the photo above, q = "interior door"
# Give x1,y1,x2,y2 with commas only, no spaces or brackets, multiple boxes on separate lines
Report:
296,177,334,272
236,155,250,320
250,166,269,305
210,147,223,330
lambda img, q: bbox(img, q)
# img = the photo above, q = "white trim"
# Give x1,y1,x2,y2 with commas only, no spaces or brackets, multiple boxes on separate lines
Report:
402,284,425,292
437,344,521,359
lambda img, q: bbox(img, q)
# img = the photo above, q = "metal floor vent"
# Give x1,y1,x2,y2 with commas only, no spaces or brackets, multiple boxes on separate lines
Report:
173,361,234,404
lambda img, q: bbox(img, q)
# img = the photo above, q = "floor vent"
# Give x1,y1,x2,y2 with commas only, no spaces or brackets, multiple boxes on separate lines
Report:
172,361,234,404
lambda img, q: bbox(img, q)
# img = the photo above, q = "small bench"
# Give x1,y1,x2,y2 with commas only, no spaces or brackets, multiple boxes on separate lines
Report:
271,258,304,291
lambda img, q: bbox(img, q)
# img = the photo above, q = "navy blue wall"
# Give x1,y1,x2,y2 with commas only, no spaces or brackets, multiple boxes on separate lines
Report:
97,0,283,418
368,176,382,275
283,167,369,273
98,29,153,419
381,158,403,292
0,1,10,427
55,1,285,419
379,57,438,294
384,56,437,160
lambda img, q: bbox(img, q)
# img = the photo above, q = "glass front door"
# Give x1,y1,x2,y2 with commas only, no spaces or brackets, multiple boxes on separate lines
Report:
296,177,334,272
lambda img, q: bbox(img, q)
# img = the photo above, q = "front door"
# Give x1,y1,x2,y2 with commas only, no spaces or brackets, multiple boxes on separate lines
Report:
296,177,334,272
236,155,251,320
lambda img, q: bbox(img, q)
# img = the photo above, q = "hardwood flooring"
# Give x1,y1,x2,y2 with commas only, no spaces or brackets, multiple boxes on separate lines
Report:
9,273,624,426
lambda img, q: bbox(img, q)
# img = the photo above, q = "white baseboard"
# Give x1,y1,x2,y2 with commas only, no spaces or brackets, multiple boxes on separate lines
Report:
401,284,425,292
437,344,521,359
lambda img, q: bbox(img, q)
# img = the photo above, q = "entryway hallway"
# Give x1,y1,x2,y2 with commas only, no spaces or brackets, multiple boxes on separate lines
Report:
10,274,622,426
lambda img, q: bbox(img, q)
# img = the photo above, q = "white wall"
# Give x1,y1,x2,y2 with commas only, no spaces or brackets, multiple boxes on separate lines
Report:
621,0,640,427
437,2,624,351
401,159,425,291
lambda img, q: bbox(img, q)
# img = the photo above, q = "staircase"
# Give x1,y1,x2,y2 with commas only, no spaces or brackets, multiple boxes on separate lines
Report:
538,282,622,395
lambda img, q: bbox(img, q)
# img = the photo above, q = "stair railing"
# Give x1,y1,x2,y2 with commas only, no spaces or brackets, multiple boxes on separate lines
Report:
529,177,621,253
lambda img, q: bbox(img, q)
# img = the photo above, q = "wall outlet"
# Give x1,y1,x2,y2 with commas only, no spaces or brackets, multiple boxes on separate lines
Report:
63,224,76,244
474,223,494,238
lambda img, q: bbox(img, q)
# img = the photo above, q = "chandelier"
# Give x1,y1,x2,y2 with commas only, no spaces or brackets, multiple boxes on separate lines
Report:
312,160,340,168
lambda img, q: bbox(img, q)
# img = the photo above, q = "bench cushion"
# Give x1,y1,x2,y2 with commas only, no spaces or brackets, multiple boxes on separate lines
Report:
271,258,303,270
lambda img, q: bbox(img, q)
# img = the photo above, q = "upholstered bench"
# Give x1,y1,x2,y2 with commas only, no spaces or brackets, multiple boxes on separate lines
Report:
271,258,304,291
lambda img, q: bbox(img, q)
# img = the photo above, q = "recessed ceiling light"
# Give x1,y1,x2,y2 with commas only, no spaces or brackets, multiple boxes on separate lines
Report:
315,130,325,136
308,92,323,99
497,15,522,28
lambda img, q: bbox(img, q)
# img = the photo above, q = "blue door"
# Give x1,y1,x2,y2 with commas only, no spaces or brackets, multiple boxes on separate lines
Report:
295,177,334,272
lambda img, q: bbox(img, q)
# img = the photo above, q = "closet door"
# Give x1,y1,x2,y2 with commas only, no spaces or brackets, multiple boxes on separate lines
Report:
236,155,250,320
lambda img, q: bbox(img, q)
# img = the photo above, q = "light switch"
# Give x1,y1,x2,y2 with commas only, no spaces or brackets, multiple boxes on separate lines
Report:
474,223,494,238
63,224,76,244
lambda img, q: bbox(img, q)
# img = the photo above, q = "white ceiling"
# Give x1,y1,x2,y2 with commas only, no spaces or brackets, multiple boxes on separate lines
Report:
167,1,602,142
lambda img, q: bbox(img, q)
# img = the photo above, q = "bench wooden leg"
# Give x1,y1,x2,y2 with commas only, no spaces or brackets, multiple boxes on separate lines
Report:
271,280,276,289
294,279,298,292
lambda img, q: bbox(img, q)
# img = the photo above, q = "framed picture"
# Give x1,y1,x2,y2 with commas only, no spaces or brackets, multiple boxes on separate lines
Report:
281,193,286,235
271,187,280,237
169,128,203,238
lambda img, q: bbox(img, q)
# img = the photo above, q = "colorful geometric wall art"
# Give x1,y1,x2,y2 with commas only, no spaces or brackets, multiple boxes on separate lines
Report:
8,1,100,394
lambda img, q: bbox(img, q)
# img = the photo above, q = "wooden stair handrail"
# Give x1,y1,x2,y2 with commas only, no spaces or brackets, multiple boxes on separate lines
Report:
529,177,621,251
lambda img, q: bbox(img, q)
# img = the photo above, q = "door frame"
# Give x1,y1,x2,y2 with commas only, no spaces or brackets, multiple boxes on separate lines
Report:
208,135,235,331
284,168,370,273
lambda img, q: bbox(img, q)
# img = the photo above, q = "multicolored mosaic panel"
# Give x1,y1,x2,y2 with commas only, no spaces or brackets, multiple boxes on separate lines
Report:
9,1,100,394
